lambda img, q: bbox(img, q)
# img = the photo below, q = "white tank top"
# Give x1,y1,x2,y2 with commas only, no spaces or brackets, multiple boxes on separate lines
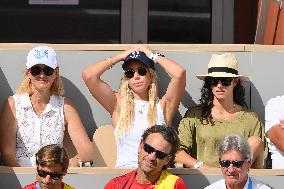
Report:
114,99,166,168
14,93,65,167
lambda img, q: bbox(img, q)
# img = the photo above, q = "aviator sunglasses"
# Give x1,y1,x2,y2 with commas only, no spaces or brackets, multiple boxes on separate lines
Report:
219,160,245,168
37,169,63,180
30,65,55,76
206,77,234,87
143,143,170,160
124,67,148,79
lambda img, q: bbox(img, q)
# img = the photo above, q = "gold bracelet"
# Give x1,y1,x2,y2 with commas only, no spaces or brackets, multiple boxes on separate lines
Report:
105,57,114,70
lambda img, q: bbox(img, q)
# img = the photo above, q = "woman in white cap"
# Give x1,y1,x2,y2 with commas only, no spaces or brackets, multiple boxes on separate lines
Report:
83,45,186,168
0,46,95,167
175,53,265,169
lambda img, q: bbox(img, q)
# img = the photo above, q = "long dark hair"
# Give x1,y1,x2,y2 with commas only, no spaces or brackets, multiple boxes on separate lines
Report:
199,78,247,124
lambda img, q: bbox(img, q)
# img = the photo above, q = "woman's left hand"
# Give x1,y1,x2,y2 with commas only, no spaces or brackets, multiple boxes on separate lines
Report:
136,45,153,56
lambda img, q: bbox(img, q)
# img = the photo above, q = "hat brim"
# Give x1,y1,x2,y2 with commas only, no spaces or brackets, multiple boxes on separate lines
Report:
122,58,154,70
196,73,249,81
26,62,58,69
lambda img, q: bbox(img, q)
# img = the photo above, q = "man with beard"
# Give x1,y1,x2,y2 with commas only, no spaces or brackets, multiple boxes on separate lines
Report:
23,144,74,189
104,125,188,189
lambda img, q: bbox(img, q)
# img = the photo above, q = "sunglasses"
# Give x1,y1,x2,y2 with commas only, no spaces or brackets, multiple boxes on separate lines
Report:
143,143,170,160
206,77,234,86
37,169,63,180
124,67,148,79
30,65,55,76
219,160,245,168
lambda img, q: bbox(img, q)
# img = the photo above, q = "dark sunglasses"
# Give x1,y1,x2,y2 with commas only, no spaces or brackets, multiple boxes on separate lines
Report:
124,67,148,79
219,160,245,168
37,169,63,180
206,77,234,86
30,65,55,76
143,143,170,160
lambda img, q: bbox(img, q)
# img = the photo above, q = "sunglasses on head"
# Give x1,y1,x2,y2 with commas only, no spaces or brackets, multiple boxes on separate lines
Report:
37,169,63,180
219,160,245,168
124,67,148,79
206,77,234,86
30,65,55,76
143,143,170,160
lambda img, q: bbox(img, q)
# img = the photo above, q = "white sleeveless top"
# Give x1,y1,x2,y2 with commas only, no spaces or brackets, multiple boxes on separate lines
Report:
114,100,166,168
14,93,65,167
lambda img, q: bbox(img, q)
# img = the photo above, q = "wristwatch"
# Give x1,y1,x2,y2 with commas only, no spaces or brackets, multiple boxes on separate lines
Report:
148,52,165,63
79,161,94,167
193,161,204,168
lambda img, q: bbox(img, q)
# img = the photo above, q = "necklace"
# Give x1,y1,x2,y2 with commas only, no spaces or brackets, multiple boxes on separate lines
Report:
138,101,148,114
213,104,236,115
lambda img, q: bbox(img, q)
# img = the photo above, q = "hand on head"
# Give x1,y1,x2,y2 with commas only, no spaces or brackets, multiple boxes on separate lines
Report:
120,45,153,61
118,47,140,61
136,45,153,56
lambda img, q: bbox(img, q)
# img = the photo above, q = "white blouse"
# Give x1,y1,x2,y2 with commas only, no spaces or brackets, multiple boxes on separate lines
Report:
14,93,65,166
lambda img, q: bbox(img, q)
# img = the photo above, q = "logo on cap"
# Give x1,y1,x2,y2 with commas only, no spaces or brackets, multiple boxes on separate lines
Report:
34,49,49,60
129,51,140,59
26,46,58,69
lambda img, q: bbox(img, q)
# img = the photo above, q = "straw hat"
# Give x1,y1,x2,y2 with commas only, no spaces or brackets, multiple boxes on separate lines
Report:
196,53,248,81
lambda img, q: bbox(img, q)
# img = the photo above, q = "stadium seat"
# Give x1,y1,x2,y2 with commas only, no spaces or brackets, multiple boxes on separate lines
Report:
92,125,116,167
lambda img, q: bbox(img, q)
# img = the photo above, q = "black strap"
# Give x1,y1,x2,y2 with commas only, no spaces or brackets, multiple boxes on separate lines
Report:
208,67,238,75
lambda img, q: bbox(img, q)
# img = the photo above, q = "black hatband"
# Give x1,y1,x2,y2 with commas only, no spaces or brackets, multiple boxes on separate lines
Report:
208,67,238,75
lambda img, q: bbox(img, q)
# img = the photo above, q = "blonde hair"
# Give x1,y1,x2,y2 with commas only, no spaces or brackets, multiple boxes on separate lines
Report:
116,69,158,135
17,68,64,95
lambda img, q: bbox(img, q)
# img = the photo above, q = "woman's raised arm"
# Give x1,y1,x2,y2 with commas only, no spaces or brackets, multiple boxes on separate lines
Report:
137,45,186,125
82,48,138,115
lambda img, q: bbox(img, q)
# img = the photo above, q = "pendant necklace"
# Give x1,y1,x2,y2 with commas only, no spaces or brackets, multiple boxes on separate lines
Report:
138,102,148,114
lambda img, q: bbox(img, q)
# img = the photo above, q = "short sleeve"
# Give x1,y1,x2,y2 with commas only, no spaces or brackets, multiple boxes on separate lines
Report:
174,178,188,189
22,182,36,189
265,98,281,133
104,180,116,189
246,111,268,161
64,183,75,189
250,112,265,141
178,108,198,155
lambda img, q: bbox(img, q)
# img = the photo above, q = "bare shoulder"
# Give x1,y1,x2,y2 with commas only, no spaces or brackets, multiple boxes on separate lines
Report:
115,92,120,100
62,97,80,119
3,96,16,114
160,96,166,108
63,97,76,109
7,96,15,105
0,96,16,126
62,97,82,126
114,92,121,108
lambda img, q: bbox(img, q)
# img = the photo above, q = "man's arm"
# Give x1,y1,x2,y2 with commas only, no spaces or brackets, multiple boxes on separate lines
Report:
265,97,284,151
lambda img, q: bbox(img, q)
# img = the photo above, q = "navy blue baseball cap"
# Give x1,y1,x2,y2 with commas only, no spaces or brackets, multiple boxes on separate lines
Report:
122,51,155,70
